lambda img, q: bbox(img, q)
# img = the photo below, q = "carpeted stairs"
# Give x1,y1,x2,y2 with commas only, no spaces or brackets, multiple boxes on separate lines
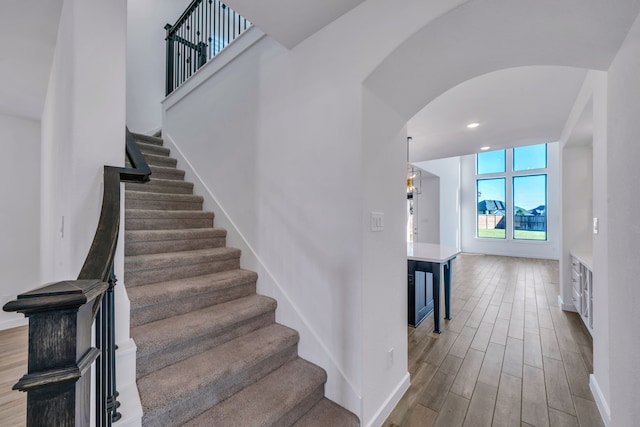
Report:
124,132,359,427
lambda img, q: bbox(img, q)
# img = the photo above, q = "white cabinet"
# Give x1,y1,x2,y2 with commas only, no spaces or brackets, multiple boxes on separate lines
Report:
571,251,593,335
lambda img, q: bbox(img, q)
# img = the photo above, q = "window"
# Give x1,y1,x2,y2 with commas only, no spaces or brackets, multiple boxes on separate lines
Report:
476,144,548,241
477,178,506,239
477,149,506,174
513,143,547,171
513,175,547,240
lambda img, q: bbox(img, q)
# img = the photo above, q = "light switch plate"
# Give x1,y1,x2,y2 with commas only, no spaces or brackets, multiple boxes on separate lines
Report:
371,212,384,232
593,217,599,234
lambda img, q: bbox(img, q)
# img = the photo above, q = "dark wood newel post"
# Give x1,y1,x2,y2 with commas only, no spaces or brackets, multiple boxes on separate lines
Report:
3,279,108,427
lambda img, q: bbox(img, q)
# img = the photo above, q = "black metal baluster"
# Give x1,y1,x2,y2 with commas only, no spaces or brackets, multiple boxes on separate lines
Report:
180,25,185,85
95,304,106,427
106,267,121,423
207,0,211,59
164,24,174,95
216,1,221,55
226,4,230,49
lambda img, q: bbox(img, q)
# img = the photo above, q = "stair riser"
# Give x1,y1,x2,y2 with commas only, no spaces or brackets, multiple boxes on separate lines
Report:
131,281,256,327
125,217,213,230
125,258,240,287
126,199,202,211
126,182,193,195
278,385,325,427
145,155,177,168
125,237,226,256
136,310,277,379
142,342,297,427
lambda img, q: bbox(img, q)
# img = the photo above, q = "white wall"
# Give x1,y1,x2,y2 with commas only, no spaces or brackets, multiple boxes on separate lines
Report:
589,73,610,423
361,88,411,424
605,12,640,426
0,113,40,329
416,157,461,248
41,0,127,282
163,32,367,418
414,175,440,244
126,0,191,133
39,0,141,423
459,143,560,259
161,2,472,424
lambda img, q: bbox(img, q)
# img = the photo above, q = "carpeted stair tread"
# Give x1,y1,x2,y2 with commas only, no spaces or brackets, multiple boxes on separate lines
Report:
126,178,193,195
126,247,239,271
141,152,177,167
292,398,360,427
126,190,203,210
126,190,202,202
125,228,227,255
124,130,360,426
125,209,214,230
131,132,163,146
138,324,299,426
136,141,170,156
128,269,257,326
133,294,276,372
183,358,326,427
146,164,185,180
125,247,241,286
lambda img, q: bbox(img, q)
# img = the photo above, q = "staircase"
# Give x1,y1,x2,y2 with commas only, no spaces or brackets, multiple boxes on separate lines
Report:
124,133,359,426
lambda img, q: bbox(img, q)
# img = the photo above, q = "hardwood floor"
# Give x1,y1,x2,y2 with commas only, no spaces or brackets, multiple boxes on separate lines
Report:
0,325,26,427
384,254,601,427
0,255,600,427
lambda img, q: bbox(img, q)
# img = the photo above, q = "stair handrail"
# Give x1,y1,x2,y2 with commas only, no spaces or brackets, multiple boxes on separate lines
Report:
3,127,151,426
164,0,251,95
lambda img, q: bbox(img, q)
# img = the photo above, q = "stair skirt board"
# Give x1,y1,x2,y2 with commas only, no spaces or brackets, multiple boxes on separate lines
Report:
124,133,359,426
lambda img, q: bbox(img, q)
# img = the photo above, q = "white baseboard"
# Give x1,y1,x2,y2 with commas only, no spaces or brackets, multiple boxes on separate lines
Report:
0,316,28,330
115,338,142,426
365,372,410,427
114,381,143,427
558,295,577,312
590,374,611,426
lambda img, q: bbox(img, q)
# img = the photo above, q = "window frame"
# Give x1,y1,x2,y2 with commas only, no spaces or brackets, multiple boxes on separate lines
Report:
475,144,548,241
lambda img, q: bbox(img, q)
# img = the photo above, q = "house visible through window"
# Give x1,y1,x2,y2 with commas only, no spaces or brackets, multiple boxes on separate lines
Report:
476,144,548,241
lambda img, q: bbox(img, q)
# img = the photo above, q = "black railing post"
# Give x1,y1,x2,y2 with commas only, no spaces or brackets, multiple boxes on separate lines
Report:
165,23,175,96
197,41,208,68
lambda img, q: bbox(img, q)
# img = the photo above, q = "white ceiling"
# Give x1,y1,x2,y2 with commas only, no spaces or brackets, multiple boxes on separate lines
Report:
407,66,589,162
223,0,367,48
364,0,640,124
0,0,63,120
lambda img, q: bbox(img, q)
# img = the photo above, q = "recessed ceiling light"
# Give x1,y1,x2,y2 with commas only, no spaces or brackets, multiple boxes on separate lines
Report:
467,122,480,129
480,146,491,151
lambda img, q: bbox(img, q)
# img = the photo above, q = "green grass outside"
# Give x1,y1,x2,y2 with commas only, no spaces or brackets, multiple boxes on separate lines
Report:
477,229,546,240
478,228,506,238
513,230,546,240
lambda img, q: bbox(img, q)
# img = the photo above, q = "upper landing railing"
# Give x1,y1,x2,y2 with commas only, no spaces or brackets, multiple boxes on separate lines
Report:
165,0,251,95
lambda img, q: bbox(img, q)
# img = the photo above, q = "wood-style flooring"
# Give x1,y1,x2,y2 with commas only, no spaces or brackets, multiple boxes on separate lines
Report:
0,325,26,427
0,255,601,427
384,254,602,427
